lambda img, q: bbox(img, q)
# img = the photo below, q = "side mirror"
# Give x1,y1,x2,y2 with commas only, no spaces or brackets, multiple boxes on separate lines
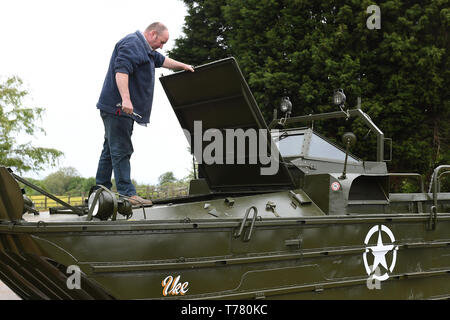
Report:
342,132,357,147
339,132,357,180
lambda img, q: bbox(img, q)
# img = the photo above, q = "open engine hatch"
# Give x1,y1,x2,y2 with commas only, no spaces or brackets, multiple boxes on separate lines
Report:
160,57,294,193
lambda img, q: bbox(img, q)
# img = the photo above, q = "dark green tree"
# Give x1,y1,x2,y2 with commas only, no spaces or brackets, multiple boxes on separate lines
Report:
169,0,449,180
0,76,63,173
168,0,231,66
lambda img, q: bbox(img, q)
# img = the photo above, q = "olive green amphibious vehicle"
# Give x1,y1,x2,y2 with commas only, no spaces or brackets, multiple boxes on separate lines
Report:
0,57,449,299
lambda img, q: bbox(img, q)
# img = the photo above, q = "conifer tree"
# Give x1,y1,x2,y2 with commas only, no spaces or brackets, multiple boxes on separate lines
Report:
169,0,449,181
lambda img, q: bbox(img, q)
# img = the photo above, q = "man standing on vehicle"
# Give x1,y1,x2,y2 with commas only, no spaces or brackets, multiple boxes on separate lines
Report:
95,22,194,205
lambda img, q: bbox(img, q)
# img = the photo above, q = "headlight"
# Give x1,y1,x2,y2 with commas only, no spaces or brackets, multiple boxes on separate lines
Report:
87,186,133,220
280,97,292,114
88,188,115,220
333,89,346,106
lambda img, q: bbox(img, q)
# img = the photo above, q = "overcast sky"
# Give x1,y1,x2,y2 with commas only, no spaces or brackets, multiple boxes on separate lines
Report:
0,0,193,185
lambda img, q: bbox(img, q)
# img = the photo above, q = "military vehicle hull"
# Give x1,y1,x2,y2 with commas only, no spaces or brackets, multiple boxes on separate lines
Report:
1,186,449,299
0,58,449,299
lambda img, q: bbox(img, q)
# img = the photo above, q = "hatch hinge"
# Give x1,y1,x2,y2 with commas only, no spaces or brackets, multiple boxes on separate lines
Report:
314,284,324,293
285,238,302,249
254,292,266,300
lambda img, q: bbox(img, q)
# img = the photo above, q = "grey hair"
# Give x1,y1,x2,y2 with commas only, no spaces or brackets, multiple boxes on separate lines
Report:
145,22,168,34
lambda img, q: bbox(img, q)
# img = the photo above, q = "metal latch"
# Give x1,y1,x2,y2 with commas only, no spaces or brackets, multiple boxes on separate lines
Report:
225,198,235,207
266,201,280,217
284,238,302,249
289,191,312,206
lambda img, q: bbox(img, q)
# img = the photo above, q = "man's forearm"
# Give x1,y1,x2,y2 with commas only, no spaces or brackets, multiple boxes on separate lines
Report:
163,57,194,72
115,72,133,114
116,72,131,102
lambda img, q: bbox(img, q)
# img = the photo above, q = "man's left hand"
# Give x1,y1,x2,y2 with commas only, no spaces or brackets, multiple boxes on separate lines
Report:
184,64,195,72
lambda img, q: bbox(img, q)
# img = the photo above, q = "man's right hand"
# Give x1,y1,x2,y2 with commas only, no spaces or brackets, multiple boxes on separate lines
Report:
121,99,134,115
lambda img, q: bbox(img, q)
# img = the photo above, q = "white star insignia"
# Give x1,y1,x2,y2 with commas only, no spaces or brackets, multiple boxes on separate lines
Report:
367,230,394,273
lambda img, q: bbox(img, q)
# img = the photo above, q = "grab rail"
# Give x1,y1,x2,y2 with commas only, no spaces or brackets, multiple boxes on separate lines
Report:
427,165,450,230
234,206,258,242
389,173,424,193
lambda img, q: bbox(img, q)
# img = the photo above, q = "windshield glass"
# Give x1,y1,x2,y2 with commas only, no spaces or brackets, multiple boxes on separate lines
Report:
278,134,305,157
274,130,360,163
308,134,359,163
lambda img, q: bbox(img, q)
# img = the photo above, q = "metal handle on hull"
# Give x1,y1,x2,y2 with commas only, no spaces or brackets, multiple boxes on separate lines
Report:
234,206,258,242
428,206,437,231
427,165,450,230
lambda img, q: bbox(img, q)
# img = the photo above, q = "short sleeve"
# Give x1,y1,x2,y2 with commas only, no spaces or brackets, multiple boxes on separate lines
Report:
114,39,140,74
153,51,166,68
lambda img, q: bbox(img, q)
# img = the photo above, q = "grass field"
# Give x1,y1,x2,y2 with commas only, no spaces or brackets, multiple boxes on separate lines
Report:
29,195,85,210
28,185,189,211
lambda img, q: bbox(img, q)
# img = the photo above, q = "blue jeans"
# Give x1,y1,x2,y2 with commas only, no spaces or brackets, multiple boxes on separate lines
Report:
95,110,136,196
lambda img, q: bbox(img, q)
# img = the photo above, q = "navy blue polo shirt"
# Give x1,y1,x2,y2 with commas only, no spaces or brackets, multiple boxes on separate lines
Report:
96,31,166,125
